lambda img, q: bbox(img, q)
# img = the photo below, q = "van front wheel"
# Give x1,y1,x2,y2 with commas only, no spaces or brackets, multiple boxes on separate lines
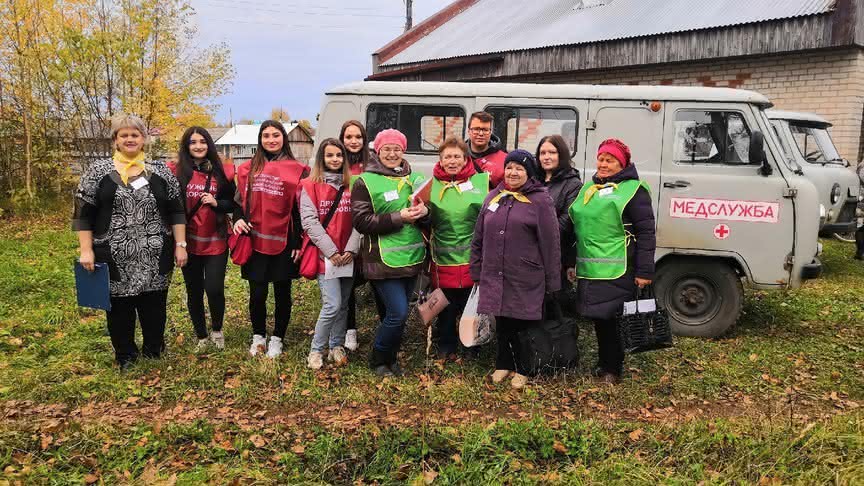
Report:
654,259,743,338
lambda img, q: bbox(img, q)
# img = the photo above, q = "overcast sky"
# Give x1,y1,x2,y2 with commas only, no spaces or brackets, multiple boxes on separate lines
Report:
187,0,453,125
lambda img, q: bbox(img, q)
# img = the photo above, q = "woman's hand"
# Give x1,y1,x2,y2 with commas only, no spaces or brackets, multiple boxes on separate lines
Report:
566,267,577,283
175,246,188,268
635,277,652,289
201,193,217,207
399,203,428,223
79,248,95,272
292,249,302,263
233,218,251,235
413,201,428,218
329,253,344,266
341,252,354,265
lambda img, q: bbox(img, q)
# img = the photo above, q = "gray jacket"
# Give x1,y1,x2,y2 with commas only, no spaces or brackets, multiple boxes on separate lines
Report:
299,172,361,257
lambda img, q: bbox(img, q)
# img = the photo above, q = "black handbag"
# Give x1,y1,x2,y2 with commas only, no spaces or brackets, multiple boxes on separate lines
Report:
515,299,580,376
617,285,673,354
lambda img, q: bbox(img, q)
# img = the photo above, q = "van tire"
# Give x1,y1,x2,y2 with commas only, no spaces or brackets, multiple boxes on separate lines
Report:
654,259,743,338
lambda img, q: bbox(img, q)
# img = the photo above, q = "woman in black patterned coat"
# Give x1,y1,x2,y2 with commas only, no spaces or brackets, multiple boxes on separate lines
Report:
73,114,187,369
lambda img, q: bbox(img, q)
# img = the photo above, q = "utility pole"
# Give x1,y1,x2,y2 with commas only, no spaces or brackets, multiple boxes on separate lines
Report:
404,0,413,32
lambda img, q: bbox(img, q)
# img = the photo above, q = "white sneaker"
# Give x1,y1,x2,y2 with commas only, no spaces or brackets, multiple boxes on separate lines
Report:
265,336,283,359
249,334,267,356
328,346,348,366
307,351,324,370
344,330,358,351
210,331,225,350
195,338,210,353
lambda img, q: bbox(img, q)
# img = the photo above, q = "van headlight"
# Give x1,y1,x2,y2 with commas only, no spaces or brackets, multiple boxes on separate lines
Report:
831,183,841,204
819,203,826,218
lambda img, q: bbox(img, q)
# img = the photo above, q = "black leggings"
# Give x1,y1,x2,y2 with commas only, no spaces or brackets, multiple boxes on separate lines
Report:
249,280,293,339
594,318,624,375
181,251,228,339
494,316,539,374
106,290,168,366
346,278,386,331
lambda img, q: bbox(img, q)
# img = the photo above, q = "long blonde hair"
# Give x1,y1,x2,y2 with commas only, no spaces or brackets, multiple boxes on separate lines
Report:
309,138,350,188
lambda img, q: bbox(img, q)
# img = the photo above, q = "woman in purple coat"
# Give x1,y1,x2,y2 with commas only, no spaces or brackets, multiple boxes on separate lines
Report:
469,149,561,389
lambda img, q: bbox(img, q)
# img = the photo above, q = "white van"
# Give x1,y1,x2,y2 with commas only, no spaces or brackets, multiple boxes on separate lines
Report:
767,110,860,236
317,81,822,337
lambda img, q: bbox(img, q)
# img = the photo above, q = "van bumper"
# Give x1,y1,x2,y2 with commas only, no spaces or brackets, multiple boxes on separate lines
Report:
821,221,857,233
801,257,823,280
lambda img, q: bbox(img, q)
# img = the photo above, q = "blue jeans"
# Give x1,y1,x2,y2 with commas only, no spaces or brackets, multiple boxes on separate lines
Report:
371,277,416,357
310,276,353,352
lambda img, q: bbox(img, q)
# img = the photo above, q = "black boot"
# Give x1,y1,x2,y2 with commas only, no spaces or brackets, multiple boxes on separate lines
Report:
855,227,864,260
369,349,394,377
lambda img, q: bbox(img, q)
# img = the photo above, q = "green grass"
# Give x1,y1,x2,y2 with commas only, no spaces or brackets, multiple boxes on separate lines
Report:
0,214,862,484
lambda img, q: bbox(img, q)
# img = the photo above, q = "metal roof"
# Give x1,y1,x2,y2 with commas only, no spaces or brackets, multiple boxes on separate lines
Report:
766,109,832,126
327,81,773,106
381,0,836,66
214,122,300,146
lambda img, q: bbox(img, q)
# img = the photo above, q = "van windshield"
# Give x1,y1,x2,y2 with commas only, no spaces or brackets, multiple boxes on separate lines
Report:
788,123,843,165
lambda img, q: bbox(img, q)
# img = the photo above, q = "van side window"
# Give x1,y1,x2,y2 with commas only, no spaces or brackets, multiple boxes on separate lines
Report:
366,104,465,153
674,111,754,165
485,107,579,154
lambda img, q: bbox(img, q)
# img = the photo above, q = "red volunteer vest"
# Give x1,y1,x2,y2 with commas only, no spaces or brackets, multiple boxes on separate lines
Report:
237,159,306,255
168,161,235,256
349,163,364,176
469,149,507,188
300,179,353,274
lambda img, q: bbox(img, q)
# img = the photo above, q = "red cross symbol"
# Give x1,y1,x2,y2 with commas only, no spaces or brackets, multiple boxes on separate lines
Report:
713,223,731,240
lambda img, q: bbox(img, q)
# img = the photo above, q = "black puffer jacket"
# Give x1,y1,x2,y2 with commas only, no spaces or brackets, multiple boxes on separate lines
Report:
574,164,656,320
544,166,583,269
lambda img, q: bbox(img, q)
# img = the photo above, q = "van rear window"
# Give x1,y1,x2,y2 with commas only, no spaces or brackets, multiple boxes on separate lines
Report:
366,104,465,153
674,110,754,165
485,106,579,154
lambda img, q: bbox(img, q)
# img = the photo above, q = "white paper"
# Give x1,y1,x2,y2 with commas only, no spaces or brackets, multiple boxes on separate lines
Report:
623,298,656,315
130,177,149,190
324,258,354,280
458,180,474,192
487,203,499,212
383,190,399,202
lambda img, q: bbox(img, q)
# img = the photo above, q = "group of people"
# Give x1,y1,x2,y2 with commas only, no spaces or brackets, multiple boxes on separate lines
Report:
74,111,656,387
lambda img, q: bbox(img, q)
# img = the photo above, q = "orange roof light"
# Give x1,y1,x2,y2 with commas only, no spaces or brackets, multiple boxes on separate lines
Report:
650,101,662,112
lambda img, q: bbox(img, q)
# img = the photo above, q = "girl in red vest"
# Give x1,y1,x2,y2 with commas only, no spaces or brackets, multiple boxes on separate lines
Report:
232,121,309,358
169,127,236,352
299,138,361,369
339,120,386,351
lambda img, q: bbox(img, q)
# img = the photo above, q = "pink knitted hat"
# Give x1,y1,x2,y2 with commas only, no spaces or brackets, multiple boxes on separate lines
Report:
373,129,408,153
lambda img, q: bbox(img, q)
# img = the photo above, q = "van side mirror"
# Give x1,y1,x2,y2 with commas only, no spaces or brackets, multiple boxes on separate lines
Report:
749,130,773,176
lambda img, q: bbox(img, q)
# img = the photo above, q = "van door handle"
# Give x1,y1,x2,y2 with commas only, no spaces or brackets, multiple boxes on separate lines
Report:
663,180,691,188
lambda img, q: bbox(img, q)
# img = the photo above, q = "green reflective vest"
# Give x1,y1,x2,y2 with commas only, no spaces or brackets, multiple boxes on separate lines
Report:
360,172,427,268
429,172,489,266
568,179,649,280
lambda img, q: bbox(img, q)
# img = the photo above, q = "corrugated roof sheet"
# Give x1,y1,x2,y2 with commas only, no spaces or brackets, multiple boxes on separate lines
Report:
381,0,836,66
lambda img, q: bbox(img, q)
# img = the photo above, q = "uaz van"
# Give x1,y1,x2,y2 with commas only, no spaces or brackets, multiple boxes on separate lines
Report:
317,81,822,337
767,110,860,236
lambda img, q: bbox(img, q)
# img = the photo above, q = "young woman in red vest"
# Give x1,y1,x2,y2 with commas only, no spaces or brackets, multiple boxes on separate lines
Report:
232,120,309,358
299,138,361,369
169,127,236,352
339,120,386,351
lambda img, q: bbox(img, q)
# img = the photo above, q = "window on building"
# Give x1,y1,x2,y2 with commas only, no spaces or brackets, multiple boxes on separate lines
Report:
484,106,579,154
673,110,753,165
366,104,465,153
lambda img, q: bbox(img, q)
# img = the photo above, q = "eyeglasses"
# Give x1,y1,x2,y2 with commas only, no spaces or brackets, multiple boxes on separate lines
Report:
469,128,491,134
379,147,404,154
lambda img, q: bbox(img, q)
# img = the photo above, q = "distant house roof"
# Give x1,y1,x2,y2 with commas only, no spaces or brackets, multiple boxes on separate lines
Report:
379,0,836,67
214,122,302,146
206,127,231,141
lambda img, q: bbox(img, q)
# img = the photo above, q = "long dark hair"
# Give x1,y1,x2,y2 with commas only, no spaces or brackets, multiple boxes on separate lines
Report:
310,138,351,188
176,126,228,195
339,120,371,169
535,135,572,175
250,120,295,176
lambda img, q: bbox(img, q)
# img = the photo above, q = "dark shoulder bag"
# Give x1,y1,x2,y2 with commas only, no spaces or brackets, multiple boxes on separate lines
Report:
516,298,580,376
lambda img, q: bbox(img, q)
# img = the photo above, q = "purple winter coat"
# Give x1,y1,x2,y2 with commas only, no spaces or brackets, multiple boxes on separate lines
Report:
469,178,561,321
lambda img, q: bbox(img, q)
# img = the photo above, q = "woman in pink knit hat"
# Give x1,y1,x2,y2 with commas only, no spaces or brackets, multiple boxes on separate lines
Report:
350,129,429,377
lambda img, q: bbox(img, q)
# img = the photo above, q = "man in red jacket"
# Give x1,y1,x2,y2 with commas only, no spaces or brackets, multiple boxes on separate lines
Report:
466,111,507,188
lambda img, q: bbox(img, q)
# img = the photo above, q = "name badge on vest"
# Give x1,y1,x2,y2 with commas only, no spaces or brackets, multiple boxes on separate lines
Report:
384,190,399,202
599,186,614,197
130,177,149,191
458,180,474,192
487,202,499,212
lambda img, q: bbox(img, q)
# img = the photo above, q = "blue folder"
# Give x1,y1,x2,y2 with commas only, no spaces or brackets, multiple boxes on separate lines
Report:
74,262,111,311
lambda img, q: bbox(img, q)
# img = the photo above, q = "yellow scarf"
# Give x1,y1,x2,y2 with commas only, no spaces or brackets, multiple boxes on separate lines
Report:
386,175,414,192
438,180,464,201
489,190,532,205
112,151,146,185
582,182,619,205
